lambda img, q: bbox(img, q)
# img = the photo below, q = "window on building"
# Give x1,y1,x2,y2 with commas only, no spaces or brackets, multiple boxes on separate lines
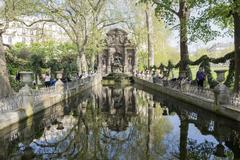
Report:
22,37,26,43
8,37,12,44
22,28,26,35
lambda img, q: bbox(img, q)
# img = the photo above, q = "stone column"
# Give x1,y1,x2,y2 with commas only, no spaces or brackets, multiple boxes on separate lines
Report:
19,72,33,109
97,54,102,73
107,48,112,74
77,55,81,75
55,79,64,94
19,85,32,109
133,49,137,75
124,46,128,73
213,70,230,106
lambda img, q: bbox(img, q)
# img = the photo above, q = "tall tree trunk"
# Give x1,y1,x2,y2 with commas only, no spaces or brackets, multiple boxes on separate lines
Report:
81,54,88,73
34,73,39,89
179,0,189,77
179,117,188,160
0,33,12,98
146,3,154,68
233,12,240,92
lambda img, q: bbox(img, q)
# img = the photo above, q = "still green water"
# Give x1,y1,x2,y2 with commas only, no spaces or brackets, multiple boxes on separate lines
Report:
0,84,239,160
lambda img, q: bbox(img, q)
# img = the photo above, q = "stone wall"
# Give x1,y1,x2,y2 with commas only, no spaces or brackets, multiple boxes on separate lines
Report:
0,74,102,130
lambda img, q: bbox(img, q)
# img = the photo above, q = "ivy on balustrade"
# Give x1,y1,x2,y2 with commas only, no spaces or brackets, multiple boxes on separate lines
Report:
154,51,235,89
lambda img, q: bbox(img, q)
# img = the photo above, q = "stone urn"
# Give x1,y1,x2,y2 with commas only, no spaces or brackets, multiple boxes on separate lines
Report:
56,122,64,130
182,80,191,92
20,71,33,86
215,70,227,83
213,70,230,105
56,71,63,80
55,71,64,93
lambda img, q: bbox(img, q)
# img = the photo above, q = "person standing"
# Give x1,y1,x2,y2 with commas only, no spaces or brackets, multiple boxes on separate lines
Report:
196,67,206,89
44,73,51,87
16,71,20,81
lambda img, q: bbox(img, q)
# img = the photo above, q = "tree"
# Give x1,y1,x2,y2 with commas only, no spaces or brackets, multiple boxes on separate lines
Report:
122,0,179,70
202,0,240,92
145,2,155,68
140,0,219,77
233,1,240,92
0,0,36,98
21,0,126,75
139,0,190,75
0,32,12,98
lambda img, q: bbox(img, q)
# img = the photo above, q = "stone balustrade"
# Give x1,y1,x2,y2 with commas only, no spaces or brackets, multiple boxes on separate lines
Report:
0,94,24,113
136,74,240,108
0,74,99,113
231,93,240,107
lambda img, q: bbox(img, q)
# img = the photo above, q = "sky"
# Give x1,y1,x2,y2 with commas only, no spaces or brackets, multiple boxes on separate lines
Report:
168,30,234,54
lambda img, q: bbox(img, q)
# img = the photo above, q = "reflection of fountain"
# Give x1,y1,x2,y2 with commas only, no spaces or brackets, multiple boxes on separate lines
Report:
162,106,169,116
100,87,137,132
106,113,129,132
56,122,64,130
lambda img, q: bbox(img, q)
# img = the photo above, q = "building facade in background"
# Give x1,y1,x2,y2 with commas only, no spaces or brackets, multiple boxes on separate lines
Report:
2,16,70,45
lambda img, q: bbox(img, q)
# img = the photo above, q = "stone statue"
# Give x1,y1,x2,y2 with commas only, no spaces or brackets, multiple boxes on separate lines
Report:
100,28,136,74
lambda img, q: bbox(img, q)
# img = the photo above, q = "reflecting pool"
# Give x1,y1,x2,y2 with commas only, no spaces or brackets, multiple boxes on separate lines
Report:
0,84,240,160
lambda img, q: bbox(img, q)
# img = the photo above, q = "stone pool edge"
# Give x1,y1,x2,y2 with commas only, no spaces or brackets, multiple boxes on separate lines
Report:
0,75,102,131
133,77,240,122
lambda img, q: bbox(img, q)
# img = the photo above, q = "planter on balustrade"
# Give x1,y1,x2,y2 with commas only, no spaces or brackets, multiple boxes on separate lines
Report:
162,79,169,87
20,72,33,86
19,72,33,109
19,71,33,93
56,71,63,80
181,81,191,92
213,70,230,106
55,71,64,93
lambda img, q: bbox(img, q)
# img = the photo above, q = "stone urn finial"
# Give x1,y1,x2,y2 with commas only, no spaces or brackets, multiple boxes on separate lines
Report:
213,69,230,106
19,72,33,108
214,70,227,83
20,71,33,86
55,71,64,93
56,71,63,80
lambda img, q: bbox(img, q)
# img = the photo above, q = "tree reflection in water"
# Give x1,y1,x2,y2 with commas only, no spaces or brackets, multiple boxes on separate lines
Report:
0,85,240,159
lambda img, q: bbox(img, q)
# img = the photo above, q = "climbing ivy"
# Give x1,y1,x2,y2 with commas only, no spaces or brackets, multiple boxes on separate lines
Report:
158,51,235,88
224,60,235,88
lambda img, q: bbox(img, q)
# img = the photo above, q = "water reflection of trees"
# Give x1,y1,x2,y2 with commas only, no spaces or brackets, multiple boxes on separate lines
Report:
12,86,172,159
2,85,240,159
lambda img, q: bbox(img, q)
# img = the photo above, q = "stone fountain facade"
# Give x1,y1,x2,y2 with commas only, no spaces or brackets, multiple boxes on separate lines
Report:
98,28,136,75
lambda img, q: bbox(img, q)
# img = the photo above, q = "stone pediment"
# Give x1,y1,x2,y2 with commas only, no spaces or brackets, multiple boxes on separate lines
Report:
105,28,132,46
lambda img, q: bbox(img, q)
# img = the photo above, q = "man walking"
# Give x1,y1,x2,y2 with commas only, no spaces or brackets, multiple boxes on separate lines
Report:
196,67,206,89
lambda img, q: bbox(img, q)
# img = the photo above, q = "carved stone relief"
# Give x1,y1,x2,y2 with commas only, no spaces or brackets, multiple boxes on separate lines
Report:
100,28,136,74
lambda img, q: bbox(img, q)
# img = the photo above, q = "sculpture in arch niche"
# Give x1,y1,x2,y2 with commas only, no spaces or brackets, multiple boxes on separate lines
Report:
97,28,136,75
